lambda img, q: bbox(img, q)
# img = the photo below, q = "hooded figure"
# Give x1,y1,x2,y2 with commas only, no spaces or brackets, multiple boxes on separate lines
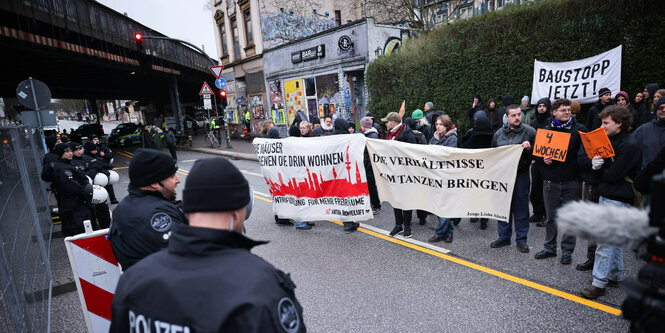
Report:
497,94,515,125
403,118,427,144
333,117,350,135
462,115,494,149
530,97,552,130
484,98,501,131
467,93,484,123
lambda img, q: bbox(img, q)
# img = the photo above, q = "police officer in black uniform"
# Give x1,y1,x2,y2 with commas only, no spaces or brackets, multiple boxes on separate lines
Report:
51,143,93,237
110,157,306,332
91,135,119,204
109,149,186,270
71,142,111,229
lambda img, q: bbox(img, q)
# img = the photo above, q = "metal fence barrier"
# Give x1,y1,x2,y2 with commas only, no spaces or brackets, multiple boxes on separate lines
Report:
0,126,53,332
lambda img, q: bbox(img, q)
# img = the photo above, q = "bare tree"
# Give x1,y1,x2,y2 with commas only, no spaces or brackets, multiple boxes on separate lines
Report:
342,0,468,30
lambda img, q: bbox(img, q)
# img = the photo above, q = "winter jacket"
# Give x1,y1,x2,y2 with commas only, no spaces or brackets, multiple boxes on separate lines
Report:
632,118,665,168
333,118,350,135
536,118,587,182
521,105,536,126
496,95,515,126
590,131,642,203
314,122,334,136
429,127,458,147
467,101,485,123
462,116,494,149
530,97,552,130
492,123,536,175
110,224,305,332
386,123,417,143
585,100,613,131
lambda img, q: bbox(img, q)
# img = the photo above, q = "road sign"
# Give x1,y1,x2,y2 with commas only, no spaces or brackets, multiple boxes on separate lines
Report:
203,95,212,110
199,82,213,95
214,78,227,90
209,65,224,78
16,78,51,110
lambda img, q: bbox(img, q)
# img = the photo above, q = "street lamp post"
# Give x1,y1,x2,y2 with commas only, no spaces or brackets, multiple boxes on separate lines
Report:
136,35,232,148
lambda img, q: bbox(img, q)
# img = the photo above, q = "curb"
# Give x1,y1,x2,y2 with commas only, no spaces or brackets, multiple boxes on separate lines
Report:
183,146,259,162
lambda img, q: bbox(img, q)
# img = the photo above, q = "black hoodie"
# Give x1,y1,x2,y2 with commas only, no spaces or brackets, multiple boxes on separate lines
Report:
333,118,350,135
530,97,552,130
496,94,515,125
462,115,494,149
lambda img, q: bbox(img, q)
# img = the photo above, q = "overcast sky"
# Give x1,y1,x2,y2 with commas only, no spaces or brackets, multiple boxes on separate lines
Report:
97,0,219,59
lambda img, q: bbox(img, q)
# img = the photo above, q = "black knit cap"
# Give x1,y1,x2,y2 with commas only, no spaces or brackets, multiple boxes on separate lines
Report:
54,143,71,157
46,136,59,150
129,149,178,188
69,142,83,150
183,157,249,213
84,141,97,152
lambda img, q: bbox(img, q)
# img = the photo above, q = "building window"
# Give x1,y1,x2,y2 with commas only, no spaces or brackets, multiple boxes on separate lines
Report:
244,10,253,46
334,10,341,26
219,23,228,56
231,17,241,60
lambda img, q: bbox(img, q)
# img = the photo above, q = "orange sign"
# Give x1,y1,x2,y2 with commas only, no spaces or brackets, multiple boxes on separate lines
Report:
398,100,405,118
579,127,615,159
533,129,571,162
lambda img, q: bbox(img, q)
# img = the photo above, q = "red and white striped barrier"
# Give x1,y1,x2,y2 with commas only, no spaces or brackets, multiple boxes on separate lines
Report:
64,222,121,333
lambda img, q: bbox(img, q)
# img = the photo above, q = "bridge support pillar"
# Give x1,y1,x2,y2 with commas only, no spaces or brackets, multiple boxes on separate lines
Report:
169,78,183,133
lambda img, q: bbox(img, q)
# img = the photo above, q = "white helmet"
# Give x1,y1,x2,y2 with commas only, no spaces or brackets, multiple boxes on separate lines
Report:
91,185,109,204
87,175,93,185
107,170,119,184
93,173,109,187
109,158,114,165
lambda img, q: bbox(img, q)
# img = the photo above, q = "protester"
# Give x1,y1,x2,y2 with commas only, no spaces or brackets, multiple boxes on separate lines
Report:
424,101,436,125
529,98,551,225
299,120,314,137
579,106,641,299
497,94,515,125
534,98,587,265
570,101,581,119
109,149,186,270
614,91,638,132
427,115,459,243
459,115,494,228
485,98,501,131
489,105,536,253
586,87,613,130
333,117,361,233
521,96,535,125
110,157,306,332
382,111,416,238
314,115,334,136
467,94,484,124
404,117,427,145
633,97,665,170
360,116,381,215
412,109,432,141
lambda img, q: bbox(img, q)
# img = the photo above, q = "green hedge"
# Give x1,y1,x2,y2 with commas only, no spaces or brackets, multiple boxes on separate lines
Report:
366,0,665,131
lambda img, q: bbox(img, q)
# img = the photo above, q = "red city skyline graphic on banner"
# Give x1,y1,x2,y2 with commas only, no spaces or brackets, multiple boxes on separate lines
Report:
266,142,369,198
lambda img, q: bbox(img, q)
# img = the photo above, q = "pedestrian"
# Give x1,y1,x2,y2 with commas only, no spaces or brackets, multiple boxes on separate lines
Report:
140,125,153,149
51,143,95,237
580,105,641,299
404,117,430,225
639,83,659,125
332,117,361,233
529,98,551,225
360,116,381,215
383,112,417,238
534,98,587,265
427,115,459,243
633,97,665,170
109,149,186,270
521,96,535,125
110,157,306,333
489,105,536,253
460,115,494,228
485,98,501,132
152,127,163,151
313,115,334,136
467,93,484,124
586,87,613,130
424,101,436,125
163,127,177,160
293,120,315,231
497,94,515,125
633,91,648,129
244,109,251,133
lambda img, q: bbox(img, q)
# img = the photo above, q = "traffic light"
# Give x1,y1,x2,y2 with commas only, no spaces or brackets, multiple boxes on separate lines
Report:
134,33,143,45
219,90,227,99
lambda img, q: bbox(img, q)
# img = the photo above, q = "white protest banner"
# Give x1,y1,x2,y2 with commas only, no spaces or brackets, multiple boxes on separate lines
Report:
531,45,622,104
366,139,523,222
253,135,372,221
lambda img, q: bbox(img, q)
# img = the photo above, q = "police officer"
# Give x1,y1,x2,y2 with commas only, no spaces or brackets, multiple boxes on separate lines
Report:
110,157,305,332
41,135,61,183
73,142,111,229
51,143,95,237
109,149,186,270
91,134,119,204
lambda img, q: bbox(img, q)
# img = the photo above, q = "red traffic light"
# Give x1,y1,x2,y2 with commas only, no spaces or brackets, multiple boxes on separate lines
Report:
220,90,227,98
134,33,143,41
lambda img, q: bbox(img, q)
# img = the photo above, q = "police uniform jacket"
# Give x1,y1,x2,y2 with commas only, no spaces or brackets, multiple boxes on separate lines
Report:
82,152,111,178
109,188,186,270
110,224,306,333
52,159,92,236
41,150,59,182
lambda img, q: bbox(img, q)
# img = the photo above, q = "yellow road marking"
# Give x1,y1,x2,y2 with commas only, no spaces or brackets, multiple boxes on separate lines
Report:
116,151,133,158
253,193,622,316
113,166,128,170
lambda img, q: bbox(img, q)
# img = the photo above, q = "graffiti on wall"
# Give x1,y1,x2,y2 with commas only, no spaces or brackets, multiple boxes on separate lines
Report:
261,11,336,49
383,37,402,56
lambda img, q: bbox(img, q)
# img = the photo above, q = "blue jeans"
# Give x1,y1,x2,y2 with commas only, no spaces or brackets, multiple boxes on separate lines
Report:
435,217,453,237
498,173,530,243
592,196,628,288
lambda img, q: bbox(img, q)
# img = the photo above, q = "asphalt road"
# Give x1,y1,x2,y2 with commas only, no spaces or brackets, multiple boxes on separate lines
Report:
50,146,636,332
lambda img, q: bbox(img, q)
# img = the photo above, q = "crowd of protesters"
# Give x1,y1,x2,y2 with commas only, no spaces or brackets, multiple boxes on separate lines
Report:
264,82,665,301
